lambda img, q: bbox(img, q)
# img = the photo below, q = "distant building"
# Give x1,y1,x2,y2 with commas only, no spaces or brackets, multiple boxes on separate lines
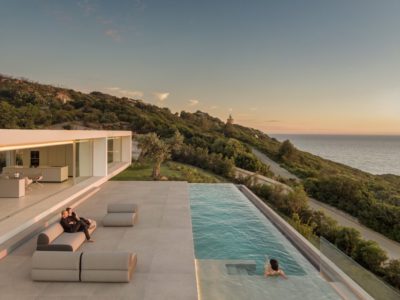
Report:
226,114,234,125
56,92,71,104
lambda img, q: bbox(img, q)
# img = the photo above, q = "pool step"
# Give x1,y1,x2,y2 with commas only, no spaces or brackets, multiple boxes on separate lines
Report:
224,260,257,276
226,262,257,275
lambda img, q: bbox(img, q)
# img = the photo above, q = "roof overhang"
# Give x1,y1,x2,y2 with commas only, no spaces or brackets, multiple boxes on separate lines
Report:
0,129,132,151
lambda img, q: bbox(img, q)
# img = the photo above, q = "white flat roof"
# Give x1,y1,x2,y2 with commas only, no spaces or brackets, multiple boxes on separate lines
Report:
0,129,131,150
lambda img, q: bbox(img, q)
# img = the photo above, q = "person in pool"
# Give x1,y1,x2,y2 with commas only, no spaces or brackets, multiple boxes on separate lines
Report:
265,259,287,279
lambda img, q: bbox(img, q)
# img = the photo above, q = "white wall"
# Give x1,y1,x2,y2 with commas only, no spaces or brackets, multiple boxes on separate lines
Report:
20,145,73,176
121,136,132,163
93,138,107,176
112,138,121,162
77,141,92,177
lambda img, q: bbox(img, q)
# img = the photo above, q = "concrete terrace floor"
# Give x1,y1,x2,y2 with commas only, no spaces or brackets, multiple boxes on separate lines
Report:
0,181,198,300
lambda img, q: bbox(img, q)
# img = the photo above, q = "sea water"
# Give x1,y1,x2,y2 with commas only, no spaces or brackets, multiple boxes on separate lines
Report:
271,134,400,175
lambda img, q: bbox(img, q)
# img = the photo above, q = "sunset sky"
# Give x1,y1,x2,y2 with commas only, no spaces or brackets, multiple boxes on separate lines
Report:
1,0,399,134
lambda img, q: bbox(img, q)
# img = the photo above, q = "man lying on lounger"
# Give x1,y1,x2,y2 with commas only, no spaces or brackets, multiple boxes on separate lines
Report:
60,210,94,242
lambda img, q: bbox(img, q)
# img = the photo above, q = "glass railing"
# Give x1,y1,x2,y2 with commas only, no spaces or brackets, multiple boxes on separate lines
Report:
319,237,400,300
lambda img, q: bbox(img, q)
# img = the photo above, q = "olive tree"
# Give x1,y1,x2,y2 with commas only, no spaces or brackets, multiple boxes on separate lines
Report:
137,131,183,179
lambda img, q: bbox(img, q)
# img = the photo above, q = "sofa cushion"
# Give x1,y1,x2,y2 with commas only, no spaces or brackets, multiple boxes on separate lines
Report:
107,203,138,213
32,270,80,282
31,251,137,283
82,252,133,270
52,232,86,252
81,270,131,283
37,220,97,251
81,252,137,283
32,251,81,270
103,213,136,227
37,223,64,245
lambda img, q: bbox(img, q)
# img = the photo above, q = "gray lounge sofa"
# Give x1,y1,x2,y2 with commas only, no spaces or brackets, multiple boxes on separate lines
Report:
103,203,138,227
36,221,97,251
32,251,137,282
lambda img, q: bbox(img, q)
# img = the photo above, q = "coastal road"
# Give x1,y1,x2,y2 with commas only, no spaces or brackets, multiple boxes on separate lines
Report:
251,148,299,181
251,147,400,259
308,198,400,259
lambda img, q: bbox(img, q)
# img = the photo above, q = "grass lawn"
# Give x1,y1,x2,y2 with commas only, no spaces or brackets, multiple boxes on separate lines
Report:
112,161,227,183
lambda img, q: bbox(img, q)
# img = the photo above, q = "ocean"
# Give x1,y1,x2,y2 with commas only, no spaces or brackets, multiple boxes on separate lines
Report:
270,134,400,176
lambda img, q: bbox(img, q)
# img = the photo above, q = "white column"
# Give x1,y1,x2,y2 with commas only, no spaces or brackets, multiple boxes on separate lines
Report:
78,141,92,176
72,142,76,184
93,138,107,176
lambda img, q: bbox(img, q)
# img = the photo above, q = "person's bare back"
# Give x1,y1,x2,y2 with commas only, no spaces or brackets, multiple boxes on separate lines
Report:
264,259,287,279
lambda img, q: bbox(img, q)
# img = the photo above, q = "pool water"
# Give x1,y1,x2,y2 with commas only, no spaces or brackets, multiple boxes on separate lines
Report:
190,184,341,300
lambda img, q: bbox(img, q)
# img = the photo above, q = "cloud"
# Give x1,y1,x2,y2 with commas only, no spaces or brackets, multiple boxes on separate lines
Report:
154,92,170,102
105,87,143,98
104,29,121,42
188,99,199,106
106,87,120,91
249,107,258,111
50,9,72,23
77,0,95,16
97,16,113,25
210,105,218,110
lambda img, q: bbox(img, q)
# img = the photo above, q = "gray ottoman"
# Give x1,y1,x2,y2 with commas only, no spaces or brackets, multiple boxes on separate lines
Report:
108,203,138,213
31,251,137,283
81,252,137,283
103,203,139,227
103,212,137,227
31,251,81,281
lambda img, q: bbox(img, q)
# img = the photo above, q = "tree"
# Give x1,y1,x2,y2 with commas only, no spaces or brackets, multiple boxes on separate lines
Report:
0,101,18,128
290,213,316,240
137,131,183,179
282,187,309,216
224,114,235,137
167,130,184,156
278,140,296,161
335,227,361,257
310,211,339,243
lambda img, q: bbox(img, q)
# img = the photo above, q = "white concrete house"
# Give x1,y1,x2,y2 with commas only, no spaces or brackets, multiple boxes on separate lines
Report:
0,129,132,256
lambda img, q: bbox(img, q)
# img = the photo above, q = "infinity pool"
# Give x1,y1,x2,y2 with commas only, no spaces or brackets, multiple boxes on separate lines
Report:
190,183,341,300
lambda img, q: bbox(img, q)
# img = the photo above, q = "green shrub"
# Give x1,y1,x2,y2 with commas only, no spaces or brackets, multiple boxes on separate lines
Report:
383,259,400,289
354,240,388,272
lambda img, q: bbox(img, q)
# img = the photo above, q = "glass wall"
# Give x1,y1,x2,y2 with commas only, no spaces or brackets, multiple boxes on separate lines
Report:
0,150,24,173
320,237,400,300
0,151,6,173
107,137,122,164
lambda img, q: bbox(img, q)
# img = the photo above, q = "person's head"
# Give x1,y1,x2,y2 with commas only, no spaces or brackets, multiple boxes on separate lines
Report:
270,259,279,271
66,207,73,215
61,210,69,219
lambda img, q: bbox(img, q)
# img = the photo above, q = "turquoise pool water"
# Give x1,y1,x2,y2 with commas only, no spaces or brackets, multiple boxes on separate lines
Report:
190,184,341,300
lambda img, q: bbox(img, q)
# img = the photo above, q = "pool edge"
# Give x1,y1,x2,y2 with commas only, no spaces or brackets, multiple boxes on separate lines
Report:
237,184,374,300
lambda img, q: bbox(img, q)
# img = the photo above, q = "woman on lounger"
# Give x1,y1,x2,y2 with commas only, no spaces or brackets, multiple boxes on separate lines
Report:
60,210,94,242
66,207,93,227
264,259,287,279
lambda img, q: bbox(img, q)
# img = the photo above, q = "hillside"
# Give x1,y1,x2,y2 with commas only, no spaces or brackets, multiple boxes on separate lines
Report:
0,74,400,242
